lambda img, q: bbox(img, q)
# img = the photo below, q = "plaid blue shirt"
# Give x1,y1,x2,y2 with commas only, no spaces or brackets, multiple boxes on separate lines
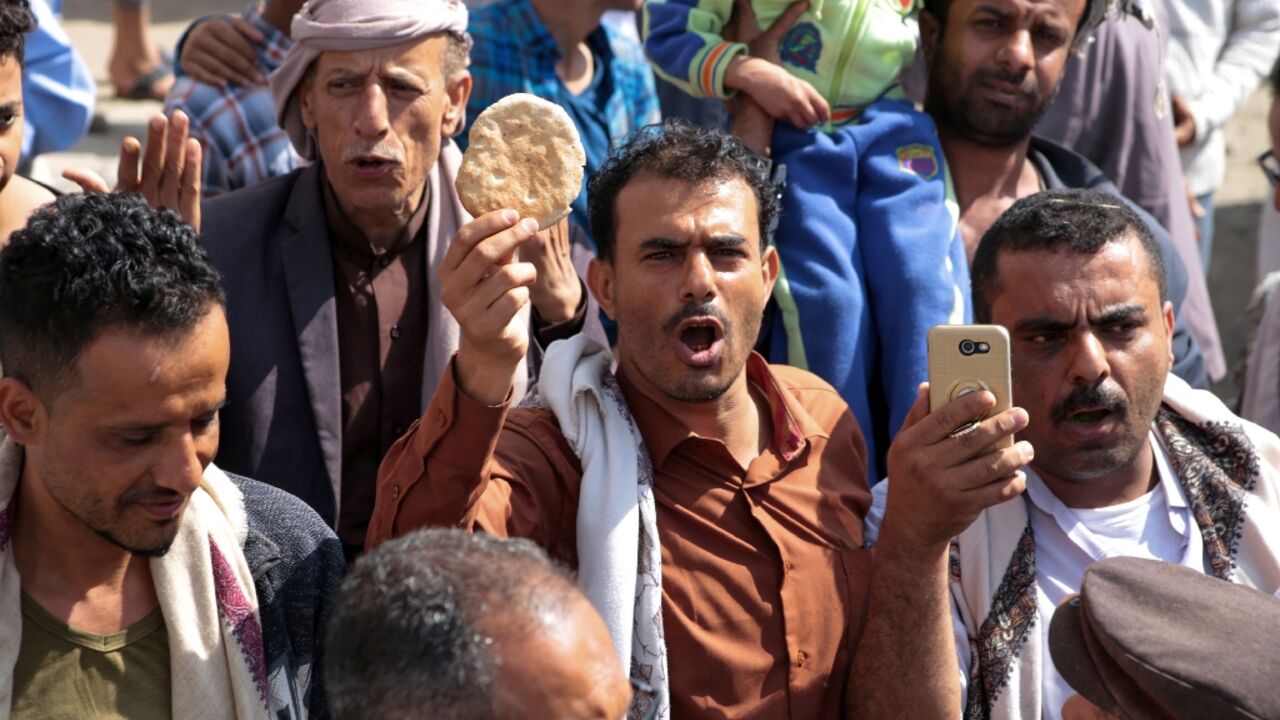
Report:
165,4,302,197
464,1,661,235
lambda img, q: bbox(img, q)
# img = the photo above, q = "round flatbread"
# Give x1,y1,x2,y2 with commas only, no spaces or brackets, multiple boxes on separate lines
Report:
456,93,587,230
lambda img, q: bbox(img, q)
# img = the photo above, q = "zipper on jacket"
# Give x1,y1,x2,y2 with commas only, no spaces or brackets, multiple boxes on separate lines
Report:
828,0,870,126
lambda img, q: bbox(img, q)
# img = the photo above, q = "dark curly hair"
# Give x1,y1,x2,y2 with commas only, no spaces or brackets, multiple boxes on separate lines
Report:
0,192,225,397
0,0,34,67
970,188,1166,322
588,119,779,262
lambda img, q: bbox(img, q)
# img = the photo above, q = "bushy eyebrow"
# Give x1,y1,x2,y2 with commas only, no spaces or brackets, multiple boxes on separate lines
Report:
1095,304,1146,325
707,235,748,250
638,237,686,252
1014,304,1148,334
637,235,748,253
107,398,227,434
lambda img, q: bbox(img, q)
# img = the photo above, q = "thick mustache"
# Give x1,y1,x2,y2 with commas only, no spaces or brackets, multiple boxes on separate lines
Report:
1050,384,1128,424
975,68,1036,95
342,143,404,163
662,301,731,335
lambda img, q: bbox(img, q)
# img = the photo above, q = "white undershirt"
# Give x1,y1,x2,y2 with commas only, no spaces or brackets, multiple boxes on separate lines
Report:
865,432,1204,719
1023,432,1203,719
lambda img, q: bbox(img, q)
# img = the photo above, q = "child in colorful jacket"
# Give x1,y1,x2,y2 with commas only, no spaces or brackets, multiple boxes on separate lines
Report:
644,0,971,480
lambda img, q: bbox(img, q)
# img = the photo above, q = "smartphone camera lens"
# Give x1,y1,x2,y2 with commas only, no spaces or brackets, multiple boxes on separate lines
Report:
959,339,977,356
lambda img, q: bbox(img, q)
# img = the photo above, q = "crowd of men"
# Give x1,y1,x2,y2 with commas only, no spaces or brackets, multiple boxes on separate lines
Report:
1,0,1279,718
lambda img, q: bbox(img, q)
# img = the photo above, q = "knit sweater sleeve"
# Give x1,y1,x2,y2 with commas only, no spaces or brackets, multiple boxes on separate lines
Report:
642,0,746,99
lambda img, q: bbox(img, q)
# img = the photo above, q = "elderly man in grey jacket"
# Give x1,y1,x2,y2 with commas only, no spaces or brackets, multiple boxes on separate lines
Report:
199,0,593,558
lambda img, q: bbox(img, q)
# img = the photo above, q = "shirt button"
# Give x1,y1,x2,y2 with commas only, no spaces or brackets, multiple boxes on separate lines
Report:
796,650,807,667
437,409,447,428
390,484,400,500
784,560,794,574
390,324,401,341
378,255,391,268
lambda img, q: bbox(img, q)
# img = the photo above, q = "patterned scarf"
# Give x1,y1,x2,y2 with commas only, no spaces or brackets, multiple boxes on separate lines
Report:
525,334,670,720
952,373,1280,719
0,431,297,720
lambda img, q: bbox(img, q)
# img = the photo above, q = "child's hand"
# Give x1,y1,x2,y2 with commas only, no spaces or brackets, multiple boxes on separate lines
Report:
725,56,830,129
728,94,775,157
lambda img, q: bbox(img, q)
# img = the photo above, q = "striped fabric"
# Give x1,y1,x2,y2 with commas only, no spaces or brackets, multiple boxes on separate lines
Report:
463,0,661,155
165,3,302,197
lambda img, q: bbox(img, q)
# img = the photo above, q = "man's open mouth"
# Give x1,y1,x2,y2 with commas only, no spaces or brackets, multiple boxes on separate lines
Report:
675,318,725,368
1069,408,1113,425
350,155,398,174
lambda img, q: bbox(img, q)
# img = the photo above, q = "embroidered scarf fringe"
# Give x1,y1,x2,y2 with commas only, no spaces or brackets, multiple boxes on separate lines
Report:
954,374,1280,719
0,431,289,719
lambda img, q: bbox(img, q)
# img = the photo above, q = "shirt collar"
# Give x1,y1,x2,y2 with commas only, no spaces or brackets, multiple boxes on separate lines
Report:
1024,429,1189,525
616,352,826,471
243,2,293,71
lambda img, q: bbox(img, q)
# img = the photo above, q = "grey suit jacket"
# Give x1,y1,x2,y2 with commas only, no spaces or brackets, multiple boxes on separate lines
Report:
201,164,600,527
202,165,346,523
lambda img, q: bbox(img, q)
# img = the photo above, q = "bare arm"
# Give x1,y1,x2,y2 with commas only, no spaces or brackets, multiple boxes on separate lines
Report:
851,518,958,717
849,385,1033,718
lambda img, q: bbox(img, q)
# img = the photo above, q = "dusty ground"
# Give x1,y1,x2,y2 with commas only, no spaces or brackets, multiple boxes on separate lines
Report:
29,1,1275,401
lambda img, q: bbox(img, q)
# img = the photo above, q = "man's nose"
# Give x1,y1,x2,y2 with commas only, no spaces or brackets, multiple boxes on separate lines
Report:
679,252,717,303
996,29,1034,74
154,433,205,496
1068,332,1110,386
354,84,391,137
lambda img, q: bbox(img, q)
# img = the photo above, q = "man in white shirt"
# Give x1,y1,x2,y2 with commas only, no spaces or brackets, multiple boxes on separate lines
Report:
1164,0,1280,270
850,187,1280,720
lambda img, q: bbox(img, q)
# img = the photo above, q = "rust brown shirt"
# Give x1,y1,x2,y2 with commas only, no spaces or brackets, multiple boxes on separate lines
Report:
368,353,873,718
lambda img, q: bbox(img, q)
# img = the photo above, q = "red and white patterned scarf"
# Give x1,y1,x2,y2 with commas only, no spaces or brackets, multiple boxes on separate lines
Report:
952,373,1280,720
0,431,292,719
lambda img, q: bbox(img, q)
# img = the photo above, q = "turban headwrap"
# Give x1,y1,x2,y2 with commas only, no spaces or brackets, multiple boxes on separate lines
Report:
269,0,470,160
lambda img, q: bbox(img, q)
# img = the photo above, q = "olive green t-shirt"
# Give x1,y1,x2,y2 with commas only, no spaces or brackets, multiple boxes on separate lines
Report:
11,592,171,720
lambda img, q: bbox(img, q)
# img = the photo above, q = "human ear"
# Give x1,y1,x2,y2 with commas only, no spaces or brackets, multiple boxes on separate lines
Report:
299,73,318,131
0,377,46,446
761,244,779,297
919,10,942,69
443,70,472,138
587,258,617,321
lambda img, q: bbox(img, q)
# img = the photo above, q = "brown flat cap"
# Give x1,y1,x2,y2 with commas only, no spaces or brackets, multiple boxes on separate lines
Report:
1049,557,1280,719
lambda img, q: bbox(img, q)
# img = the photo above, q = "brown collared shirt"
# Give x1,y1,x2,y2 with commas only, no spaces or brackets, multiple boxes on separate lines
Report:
326,181,430,549
368,353,873,718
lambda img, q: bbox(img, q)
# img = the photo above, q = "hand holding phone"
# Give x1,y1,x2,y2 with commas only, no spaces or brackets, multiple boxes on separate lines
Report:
927,324,1014,452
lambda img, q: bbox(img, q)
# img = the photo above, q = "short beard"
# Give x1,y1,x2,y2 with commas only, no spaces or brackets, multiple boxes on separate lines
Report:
654,372,737,403
91,526,175,558
925,48,1057,148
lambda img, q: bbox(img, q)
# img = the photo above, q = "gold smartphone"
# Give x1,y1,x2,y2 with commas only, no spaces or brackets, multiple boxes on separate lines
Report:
927,324,1013,450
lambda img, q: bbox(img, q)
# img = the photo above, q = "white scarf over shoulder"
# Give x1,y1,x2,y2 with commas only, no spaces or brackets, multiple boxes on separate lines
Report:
952,374,1280,719
528,335,670,720
0,432,289,719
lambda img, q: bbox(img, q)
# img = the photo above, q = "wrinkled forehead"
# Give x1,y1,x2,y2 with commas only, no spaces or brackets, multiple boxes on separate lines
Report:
613,174,760,250
0,54,20,100
309,34,447,80
946,0,1085,27
990,239,1161,319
